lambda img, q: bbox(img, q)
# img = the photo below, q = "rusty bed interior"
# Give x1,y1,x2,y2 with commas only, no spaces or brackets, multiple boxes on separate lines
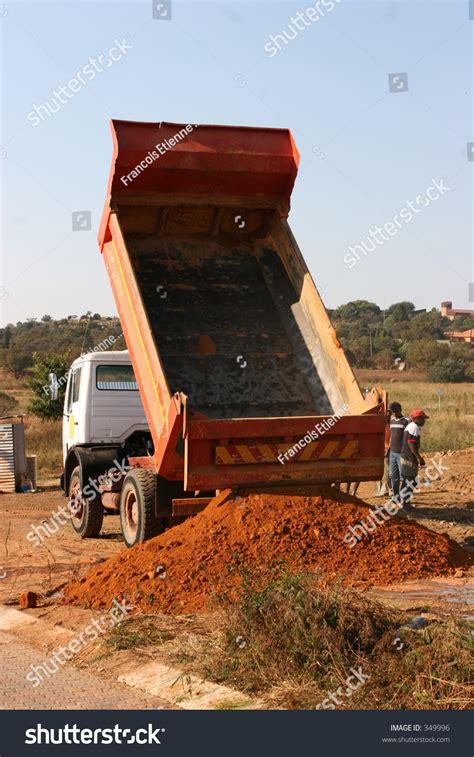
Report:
122,208,338,421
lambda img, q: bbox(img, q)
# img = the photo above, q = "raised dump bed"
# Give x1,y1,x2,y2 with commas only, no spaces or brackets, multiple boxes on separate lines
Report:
99,120,386,494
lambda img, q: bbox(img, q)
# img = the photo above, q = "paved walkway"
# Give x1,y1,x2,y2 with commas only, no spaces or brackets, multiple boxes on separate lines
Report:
0,631,169,710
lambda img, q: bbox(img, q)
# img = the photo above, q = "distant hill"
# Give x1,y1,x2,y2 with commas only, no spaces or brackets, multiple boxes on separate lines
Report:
0,302,472,380
0,314,125,378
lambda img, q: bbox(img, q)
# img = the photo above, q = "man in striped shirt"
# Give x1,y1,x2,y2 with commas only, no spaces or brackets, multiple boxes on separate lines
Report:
388,402,408,500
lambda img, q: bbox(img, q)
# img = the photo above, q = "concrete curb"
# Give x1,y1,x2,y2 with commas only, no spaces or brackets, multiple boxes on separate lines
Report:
118,661,256,710
0,606,258,710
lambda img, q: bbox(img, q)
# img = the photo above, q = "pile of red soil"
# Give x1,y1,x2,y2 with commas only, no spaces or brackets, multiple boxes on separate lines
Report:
65,488,472,615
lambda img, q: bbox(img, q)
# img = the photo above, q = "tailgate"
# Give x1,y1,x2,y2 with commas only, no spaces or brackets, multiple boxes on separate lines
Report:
184,410,385,490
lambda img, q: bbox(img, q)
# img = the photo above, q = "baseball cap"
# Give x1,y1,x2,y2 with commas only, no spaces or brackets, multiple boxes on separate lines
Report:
410,408,429,419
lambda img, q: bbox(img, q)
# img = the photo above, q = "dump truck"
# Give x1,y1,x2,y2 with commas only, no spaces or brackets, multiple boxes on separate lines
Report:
59,119,387,547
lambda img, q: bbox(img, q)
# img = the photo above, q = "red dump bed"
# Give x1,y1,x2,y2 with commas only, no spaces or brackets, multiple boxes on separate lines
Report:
99,120,386,490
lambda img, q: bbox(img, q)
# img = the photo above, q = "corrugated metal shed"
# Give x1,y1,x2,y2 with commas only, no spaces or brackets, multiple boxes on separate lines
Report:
0,416,27,493
0,423,16,492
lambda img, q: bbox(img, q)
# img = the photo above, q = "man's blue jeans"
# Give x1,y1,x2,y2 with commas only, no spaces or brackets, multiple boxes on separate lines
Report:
390,451,402,497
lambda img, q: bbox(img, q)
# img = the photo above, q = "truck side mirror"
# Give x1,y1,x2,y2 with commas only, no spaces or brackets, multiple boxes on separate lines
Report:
48,372,59,401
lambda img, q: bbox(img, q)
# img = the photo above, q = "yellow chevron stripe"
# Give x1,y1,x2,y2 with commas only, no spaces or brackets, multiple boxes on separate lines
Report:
342,440,358,458
319,440,339,458
215,438,359,465
236,445,255,464
216,446,235,465
258,444,278,462
299,443,317,461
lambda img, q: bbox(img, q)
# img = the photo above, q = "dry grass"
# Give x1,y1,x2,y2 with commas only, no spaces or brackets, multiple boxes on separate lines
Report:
389,383,473,451
357,370,474,452
197,565,473,710
104,617,176,651
0,371,31,413
24,415,62,481
0,369,61,481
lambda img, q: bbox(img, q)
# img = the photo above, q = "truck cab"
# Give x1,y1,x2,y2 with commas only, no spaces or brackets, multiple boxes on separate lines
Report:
62,351,148,460
58,351,161,545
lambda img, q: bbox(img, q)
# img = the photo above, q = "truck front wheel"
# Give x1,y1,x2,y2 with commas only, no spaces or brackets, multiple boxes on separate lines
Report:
69,466,104,538
120,469,164,548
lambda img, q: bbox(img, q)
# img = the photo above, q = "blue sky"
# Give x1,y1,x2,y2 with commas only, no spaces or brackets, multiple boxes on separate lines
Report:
1,0,472,326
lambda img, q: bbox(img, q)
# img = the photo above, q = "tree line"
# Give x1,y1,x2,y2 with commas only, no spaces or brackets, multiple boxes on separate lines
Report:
328,300,473,381
0,303,472,419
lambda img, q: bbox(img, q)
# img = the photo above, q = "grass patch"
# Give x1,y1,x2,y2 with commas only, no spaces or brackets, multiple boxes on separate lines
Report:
104,616,176,651
24,415,62,481
203,564,473,710
0,390,19,415
356,371,474,451
383,382,473,451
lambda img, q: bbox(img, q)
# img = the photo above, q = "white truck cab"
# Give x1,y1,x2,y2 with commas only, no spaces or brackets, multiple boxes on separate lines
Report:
62,351,148,461
54,351,164,545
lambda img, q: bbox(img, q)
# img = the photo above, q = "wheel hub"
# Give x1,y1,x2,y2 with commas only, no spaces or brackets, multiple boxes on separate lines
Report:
124,490,139,536
69,481,84,521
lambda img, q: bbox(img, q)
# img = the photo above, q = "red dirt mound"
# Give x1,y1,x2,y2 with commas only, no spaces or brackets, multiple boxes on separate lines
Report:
64,488,473,615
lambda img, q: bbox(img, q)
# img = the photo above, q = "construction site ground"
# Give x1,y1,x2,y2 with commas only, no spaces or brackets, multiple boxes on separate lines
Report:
0,447,472,709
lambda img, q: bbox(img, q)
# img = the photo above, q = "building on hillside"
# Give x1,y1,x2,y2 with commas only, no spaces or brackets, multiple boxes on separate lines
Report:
443,328,474,344
440,301,474,321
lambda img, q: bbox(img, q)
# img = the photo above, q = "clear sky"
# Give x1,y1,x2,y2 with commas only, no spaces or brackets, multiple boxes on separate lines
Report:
1,0,473,326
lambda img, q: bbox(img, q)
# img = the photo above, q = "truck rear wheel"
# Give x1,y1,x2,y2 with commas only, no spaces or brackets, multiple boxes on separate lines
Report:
120,469,164,548
69,466,104,538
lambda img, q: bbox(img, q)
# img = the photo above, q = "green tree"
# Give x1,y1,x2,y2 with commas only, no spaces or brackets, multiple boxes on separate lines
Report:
4,350,32,378
449,343,474,363
399,313,443,342
29,352,71,419
333,300,381,322
373,348,395,369
449,315,474,331
2,325,11,348
346,336,372,366
427,356,467,383
385,301,415,323
406,340,449,370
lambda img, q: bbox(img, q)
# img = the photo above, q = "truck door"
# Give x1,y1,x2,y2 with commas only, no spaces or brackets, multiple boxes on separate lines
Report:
63,366,82,457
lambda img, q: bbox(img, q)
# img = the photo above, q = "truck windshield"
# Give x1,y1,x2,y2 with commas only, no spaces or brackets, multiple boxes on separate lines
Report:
96,364,138,391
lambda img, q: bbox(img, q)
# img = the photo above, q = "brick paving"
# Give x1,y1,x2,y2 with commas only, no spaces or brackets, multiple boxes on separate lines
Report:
0,631,169,710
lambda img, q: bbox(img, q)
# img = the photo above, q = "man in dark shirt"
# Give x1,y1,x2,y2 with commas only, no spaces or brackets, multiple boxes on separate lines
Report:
388,402,408,499
400,409,429,509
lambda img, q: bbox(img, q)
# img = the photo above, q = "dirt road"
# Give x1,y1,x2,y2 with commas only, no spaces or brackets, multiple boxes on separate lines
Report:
0,488,123,604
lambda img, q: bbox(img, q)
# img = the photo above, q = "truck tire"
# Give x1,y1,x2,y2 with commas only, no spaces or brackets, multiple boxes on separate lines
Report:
120,469,164,548
69,466,104,538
